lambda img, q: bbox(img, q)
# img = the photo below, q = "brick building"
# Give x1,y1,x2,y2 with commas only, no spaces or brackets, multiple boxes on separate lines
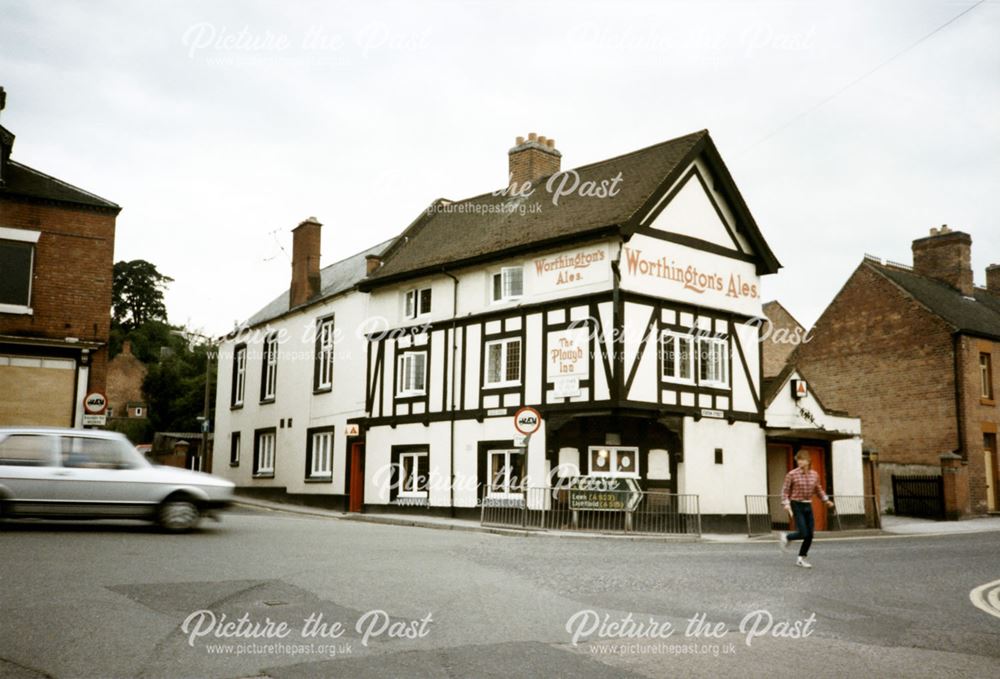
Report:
795,226,1000,516
0,88,120,426
106,340,148,419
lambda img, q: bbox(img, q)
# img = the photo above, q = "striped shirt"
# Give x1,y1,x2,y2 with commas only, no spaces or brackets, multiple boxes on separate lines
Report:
781,467,829,508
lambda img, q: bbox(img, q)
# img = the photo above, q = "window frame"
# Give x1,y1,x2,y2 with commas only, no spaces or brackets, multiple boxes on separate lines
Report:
981,352,994,401
253,428,276,478
484,337,522,388
231,344,247,407
229,431,241,467
587,445,640,478
313,316,335,393
486,448,525,497
697,335,729,388
260,333,278,403
490,266,524,304
305,426,335,481
403,287,432,320
0,230,39,314
660,331,695,384
397,450,429,498
396,350,427,397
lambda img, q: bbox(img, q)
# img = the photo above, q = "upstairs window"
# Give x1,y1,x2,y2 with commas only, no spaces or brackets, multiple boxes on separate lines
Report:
491,266,523,303
981,353,994,400
314,317,335,391
231,345,247,407
0,229,39,312
404,287,432,319
485,338,522,387
661,332,694,383
698,336,729,387
397,351,427,396
260,333,278,402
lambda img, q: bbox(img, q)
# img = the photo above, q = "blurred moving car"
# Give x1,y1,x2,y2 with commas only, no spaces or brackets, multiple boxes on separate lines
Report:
0,428,234,531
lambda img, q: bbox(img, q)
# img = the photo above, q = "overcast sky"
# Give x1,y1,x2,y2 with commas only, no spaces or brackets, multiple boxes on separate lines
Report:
2,0,997,336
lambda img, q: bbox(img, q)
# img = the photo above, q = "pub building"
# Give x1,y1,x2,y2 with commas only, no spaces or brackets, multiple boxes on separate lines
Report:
212,130,865,531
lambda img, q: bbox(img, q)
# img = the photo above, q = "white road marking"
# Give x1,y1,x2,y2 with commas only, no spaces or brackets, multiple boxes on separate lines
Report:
969,579,1000,620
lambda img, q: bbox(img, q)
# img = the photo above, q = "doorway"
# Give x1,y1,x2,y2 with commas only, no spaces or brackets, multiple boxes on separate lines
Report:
348,442,365,513
985,433,998,512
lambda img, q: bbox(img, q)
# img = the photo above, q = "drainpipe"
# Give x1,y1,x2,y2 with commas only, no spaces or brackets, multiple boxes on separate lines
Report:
442,268,459,515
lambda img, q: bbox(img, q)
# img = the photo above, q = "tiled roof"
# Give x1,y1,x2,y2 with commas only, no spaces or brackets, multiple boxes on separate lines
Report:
0,160,120,211
243,238,395,328
362,130,779,287
871,262,1000,340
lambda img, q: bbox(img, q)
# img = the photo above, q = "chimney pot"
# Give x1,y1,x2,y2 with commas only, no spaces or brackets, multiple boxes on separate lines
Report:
538,135,547,145
546,138,555,148
986,264,1000,295
516,136,524,145
528,132,537,141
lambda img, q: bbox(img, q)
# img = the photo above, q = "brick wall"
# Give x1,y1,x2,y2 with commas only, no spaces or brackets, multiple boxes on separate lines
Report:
795,262,958,468
959,336,999,514
106,342,147,415
0,197,116,393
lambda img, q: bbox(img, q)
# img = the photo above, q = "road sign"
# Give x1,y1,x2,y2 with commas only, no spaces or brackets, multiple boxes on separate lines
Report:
568,477,642,512
83,392,108,415
345,423,360,437
82,414,107,426
514,406,541,436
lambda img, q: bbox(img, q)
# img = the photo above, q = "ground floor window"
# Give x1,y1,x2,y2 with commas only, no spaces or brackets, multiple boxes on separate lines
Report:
488,449,525,496
230,432,240,466
394,448,429,499
307,428,334,479
254,429,276,477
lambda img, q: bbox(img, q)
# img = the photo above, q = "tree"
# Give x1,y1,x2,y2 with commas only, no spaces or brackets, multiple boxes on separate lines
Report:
112,260,173,331
142,338,216,434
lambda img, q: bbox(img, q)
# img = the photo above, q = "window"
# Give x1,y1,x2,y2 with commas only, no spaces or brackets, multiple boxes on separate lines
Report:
981,353,994,400
491,266,523,303
397,351,427,396
231,344,247,407
0,236,36,311
230,432,241,466
60,436,136,470
307,428,334,479
697,336,729,387
661,332,694,382
488,449,525,496
404,287,432,319
254,430,276,477
314,317,335,391
0,434,54,466
588,445,639,478
260,334,278,402
485,338,521,386
398,451,429,497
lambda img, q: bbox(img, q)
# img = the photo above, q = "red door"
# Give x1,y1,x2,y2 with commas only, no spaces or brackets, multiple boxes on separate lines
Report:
348,442,365,513
787,446,828,531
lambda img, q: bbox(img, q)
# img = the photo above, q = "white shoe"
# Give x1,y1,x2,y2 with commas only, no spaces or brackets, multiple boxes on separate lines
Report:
796,557,812,569
779,532,789,552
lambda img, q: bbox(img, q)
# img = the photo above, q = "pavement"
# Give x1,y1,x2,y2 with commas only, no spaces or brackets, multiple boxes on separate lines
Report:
234,494,1000,542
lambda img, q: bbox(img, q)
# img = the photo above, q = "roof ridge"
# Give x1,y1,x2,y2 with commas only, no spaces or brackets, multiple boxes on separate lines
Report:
8,159,120,208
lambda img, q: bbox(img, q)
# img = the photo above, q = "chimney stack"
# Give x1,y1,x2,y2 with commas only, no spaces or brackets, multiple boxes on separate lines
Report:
911,225,974,296
987,264,1000,295
508,131,561,188
290,216,322,308
365,254,382,276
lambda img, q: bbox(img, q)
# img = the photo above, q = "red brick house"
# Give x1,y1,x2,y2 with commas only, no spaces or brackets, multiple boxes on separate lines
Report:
0,88,121,426
795,226,1000,517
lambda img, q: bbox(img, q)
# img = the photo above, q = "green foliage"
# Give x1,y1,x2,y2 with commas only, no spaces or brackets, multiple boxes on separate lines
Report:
142,339,216,434
105,417,154,445
112,260,173,331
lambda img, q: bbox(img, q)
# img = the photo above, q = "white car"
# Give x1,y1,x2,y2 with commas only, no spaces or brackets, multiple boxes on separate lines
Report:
0,427,234,531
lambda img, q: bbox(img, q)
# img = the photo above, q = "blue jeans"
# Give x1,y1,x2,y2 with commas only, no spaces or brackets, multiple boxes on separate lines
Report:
787,501,814,557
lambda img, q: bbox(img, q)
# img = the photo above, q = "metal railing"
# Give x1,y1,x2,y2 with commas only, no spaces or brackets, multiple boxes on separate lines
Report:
744,494,880,537
891,475,944,520
481,487,701,536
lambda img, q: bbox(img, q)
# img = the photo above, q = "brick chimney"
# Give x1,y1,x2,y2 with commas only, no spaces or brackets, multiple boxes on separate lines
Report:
911,225,974,296
987,264,1000,295
290,216,322,308
365,254,382,276
508,132,561,188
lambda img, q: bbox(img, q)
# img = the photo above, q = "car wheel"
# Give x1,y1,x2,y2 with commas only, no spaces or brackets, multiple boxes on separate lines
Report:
158,499,201,532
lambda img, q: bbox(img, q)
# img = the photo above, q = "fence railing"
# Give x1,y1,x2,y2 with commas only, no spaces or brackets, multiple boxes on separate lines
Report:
744,494,880,537
481,487,701,536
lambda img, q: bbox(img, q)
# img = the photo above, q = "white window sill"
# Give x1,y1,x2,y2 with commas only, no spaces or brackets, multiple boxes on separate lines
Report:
397,390,426,398
0,304,33,316
662,376,695,385
587,472,640,479
699,381,730,389
485,380,521,389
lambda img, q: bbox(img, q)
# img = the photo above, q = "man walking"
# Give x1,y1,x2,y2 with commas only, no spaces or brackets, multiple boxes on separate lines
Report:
779,450,834,568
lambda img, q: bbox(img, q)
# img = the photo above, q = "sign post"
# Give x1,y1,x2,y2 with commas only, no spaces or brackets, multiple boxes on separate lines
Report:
81,392,108,427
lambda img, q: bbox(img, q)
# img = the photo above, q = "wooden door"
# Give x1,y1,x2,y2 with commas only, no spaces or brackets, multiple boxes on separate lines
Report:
348,442,365,513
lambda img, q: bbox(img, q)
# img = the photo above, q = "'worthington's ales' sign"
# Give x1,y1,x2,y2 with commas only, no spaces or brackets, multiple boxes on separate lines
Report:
531,244,609,291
